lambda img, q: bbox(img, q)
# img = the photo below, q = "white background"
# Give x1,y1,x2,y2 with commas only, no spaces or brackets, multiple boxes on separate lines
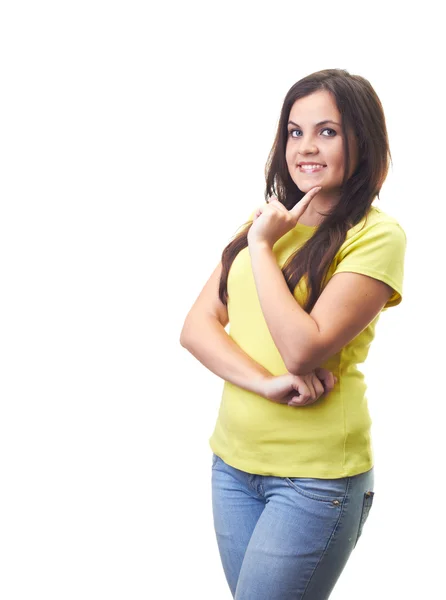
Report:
0,1,443,598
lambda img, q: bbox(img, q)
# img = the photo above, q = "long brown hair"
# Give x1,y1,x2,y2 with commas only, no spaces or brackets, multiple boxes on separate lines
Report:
218,69,391,312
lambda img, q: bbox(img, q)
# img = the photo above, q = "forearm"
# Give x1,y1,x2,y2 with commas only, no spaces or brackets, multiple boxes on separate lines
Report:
180,315,272,395
248,241,321,373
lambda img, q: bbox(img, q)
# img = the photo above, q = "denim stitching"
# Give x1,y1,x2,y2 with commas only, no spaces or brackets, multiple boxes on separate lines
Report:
284,477,347,504
300,474,353,599
354,491,374,547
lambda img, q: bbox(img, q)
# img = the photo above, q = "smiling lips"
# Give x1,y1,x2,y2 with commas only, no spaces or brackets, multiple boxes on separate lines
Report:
298,163,327,173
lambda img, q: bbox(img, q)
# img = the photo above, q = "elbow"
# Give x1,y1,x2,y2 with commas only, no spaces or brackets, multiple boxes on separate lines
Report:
284,349,318,376
180,330,192,350
179,320,191,348
283,351,305,376
180,313,201,349
285,359,307,376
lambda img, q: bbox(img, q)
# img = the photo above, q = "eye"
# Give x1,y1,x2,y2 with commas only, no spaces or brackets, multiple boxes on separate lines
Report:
288,129,302,138
288,128,337,138
321,128,337,137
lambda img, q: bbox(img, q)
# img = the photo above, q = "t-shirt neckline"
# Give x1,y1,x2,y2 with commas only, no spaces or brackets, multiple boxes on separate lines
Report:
295,221,318,231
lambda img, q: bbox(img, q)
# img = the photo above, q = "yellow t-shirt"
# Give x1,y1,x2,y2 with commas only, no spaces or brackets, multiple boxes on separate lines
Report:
209,205,407,478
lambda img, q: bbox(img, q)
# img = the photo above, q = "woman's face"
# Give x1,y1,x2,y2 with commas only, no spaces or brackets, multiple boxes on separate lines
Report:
285,89,357,197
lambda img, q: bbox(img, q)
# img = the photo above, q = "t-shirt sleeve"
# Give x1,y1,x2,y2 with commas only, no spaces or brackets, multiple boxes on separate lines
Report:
332,221,407,308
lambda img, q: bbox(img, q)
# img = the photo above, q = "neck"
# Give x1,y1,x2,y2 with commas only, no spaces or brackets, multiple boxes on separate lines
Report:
297,191,339,227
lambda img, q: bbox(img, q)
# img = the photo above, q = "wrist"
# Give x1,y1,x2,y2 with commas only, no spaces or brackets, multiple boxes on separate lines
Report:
250,372,273,398
248,237,273,252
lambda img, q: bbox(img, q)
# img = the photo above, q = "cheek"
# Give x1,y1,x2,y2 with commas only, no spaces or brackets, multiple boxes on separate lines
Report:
331,145,346,175
285,147,294,171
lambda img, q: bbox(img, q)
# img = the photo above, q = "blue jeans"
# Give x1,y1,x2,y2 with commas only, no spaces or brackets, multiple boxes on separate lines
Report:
211,453,374,599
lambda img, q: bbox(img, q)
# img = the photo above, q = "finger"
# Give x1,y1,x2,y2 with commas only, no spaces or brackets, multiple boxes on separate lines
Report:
313,377,325,399
288,394,307,407
268,197,288,214
320,372,335,395
254,202,279,217
307,378,318,402
289,186,322,219
253,204,269,220
297,379,315,405
288,399,302,407
300,376,321,405
315,367,328,378
315,367,332,393
289,394,312,407
291,380,311,405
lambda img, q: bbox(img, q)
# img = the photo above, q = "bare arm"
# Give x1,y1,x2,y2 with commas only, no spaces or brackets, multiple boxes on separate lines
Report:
180,261,338,405
180,262,273,396
248,242,393,374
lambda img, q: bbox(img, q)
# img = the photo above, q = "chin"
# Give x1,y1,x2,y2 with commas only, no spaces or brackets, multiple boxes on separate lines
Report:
296,181,323,194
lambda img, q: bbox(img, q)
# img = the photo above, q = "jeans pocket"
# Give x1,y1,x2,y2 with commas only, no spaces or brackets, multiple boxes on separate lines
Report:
355,491,374,546
284,476,349,504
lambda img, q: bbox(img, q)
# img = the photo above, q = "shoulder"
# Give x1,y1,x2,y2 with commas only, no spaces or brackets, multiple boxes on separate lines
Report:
349,205,405,237
339,205,407,254
333,204,407,275
327,206,407,310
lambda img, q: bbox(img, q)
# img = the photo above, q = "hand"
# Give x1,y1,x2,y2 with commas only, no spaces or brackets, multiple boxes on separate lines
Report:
261,368,337,408
247,187,322,248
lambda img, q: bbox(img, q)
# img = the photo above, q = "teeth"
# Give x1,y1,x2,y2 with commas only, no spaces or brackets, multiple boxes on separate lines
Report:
300,164,324,169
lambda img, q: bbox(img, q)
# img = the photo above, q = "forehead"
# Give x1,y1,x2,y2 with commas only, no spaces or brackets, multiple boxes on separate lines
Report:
288,90,341,123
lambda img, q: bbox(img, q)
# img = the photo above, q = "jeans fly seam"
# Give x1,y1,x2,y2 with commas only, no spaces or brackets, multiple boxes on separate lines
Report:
248,474,264,498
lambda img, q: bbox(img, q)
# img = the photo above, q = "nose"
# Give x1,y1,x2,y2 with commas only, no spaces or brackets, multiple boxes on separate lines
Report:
298,134,318,155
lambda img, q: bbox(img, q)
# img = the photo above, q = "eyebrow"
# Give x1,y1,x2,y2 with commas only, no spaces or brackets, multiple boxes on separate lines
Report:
287,119,341,128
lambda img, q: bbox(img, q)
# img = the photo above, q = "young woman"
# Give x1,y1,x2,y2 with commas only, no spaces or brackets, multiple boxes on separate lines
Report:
180,69,406,599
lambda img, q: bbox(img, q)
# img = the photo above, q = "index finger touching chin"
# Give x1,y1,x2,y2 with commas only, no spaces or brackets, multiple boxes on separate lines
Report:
289,186,321,217
303,186,322,201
